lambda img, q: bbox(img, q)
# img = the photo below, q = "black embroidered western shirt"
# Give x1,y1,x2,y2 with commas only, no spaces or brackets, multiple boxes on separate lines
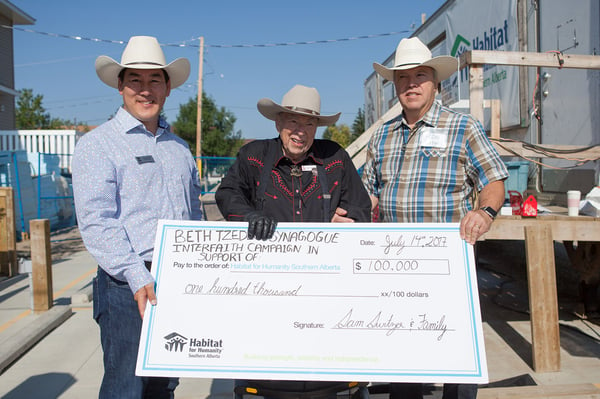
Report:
216,138,371,223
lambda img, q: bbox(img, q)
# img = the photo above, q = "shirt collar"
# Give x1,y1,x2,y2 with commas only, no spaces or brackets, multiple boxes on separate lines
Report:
115,107,170,137
273,137,324,166
400,99,443,129
304,144,325,165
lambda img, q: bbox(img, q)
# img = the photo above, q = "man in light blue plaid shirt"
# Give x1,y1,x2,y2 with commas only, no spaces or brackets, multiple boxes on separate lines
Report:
361,37,508,399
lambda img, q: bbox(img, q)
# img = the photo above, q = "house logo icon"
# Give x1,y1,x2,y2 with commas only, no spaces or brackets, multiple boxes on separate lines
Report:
451,34,471,57
164,332,188,352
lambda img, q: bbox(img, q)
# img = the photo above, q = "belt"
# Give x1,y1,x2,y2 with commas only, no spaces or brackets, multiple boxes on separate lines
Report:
144,261,152,271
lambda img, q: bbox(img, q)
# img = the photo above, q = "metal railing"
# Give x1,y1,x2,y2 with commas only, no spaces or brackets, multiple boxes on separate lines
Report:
0,130,79,172
0,150,235,235
197,156,236,194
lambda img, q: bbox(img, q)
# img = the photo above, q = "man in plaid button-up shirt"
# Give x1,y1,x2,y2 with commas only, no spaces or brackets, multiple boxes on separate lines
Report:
363,37,508,245
361,37,508,399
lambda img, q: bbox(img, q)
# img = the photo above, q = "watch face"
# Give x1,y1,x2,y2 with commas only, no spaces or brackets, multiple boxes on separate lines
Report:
482,206,497,218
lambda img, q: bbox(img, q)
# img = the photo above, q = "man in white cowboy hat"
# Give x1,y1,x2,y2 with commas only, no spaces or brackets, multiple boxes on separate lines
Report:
362,37,508,399
216,83,371,396
72,36,203,398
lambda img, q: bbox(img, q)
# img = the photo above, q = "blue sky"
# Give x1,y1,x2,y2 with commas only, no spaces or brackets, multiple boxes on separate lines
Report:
10,0,446,139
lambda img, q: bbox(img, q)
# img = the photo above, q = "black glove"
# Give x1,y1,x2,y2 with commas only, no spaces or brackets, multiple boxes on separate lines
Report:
244,212,277,240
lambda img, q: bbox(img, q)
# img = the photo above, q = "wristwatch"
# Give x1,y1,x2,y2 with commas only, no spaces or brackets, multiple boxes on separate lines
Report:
479,206,498,220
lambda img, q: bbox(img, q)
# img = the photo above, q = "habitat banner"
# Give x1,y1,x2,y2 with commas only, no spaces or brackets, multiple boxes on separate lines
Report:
136,221,488,384
444,0,520,128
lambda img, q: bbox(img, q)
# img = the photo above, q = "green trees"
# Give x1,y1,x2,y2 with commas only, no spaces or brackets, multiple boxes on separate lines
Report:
15,88,81,129
322,124,352,148
322,107,366,148
172,93,244,157
16,89,52,128
351,107,365,142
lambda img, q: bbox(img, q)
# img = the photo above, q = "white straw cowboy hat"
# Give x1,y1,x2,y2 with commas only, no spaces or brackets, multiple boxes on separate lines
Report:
257,85,341,127
95,35,190,89
373,37,458,82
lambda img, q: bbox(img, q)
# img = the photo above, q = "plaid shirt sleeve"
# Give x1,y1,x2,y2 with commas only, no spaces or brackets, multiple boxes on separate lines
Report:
463,116,509,192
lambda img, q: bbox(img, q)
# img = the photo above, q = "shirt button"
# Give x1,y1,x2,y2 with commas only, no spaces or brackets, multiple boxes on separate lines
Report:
295,189,299,193
296,211,300,215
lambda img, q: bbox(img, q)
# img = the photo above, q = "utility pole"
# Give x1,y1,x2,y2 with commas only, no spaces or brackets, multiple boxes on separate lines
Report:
196,36,204,178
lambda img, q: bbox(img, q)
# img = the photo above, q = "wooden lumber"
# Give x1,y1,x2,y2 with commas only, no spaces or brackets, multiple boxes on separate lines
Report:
0,187,17,277
481,215,600,372
524,224,560,372
490,99,501,139
478,383,600,398
516,0,529,127
30,219,53,312
460,50,600,70
469,64,485,124
482,215,600,242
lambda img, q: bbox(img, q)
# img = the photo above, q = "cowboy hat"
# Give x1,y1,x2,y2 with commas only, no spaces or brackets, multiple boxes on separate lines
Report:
257,85,341,127
95,36,190,89
373,37,458,82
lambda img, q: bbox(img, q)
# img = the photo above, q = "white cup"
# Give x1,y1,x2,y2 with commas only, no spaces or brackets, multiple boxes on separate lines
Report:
567,190,581,216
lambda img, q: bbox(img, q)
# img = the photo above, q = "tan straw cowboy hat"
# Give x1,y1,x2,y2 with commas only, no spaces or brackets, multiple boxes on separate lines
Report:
95,36,190,89
257,85,341,127
373,37,458,82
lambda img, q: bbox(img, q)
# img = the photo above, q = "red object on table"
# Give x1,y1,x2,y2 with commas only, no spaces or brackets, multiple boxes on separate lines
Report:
522,195,538,217
508,190,537,217
508,190,523,215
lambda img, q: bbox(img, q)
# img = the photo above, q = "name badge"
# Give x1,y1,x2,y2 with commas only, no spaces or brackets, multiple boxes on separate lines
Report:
136,155,155,164
419,128,448,149
302,165,317,172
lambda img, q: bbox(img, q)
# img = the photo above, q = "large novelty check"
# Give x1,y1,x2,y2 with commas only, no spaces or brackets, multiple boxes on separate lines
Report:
136,221,488,383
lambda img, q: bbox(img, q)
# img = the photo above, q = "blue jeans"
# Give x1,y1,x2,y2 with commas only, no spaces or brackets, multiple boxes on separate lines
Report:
93,267,179,399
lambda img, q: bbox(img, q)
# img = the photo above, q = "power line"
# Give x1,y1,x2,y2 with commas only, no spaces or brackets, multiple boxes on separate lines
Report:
5,25,374,129
2,25,408,49
184,31,410,48
15,54,97,67
43,84,194,109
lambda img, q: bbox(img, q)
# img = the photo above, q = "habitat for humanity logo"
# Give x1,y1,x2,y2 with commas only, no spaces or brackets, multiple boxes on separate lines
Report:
449,19,510,85
450,20,509,58
164,332,188,352
188,337,224,358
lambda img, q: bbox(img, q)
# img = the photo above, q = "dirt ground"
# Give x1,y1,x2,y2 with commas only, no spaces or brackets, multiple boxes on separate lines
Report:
16,225,86,262
13,197,222,263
